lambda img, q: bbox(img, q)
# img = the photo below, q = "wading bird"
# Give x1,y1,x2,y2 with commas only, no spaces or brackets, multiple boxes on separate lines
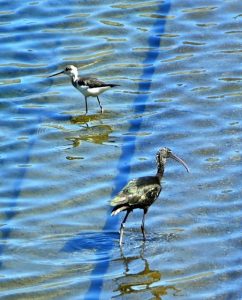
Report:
111,147,189,246
48,65,119,114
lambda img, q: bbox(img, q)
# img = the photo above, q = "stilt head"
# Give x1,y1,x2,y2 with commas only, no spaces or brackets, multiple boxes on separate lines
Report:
156,147,190,173
48,65,78,79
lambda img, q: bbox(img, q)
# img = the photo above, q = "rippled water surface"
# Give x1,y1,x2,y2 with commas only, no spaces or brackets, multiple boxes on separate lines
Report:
1,0,242,299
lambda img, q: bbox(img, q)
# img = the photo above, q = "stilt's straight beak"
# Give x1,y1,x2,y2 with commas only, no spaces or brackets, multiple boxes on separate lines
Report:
170,152,190,173
48,70,64,78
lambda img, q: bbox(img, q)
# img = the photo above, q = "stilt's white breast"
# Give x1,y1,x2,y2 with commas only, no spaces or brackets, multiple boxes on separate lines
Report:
87,86,111,96
75,84,89,96
76,85,111,97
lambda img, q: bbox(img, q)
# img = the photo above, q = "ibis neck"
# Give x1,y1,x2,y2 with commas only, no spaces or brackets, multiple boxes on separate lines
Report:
156,164,165,181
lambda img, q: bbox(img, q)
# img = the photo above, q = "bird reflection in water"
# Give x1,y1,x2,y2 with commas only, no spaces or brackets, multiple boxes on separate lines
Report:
113,244,180,299
65,113,113,147
71,113,103,125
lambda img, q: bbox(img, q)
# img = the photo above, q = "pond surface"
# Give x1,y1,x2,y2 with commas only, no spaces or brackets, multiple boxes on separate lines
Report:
0,0,242,299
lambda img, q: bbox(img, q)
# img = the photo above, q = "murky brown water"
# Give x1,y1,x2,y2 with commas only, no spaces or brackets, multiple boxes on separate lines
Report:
0,0,241,299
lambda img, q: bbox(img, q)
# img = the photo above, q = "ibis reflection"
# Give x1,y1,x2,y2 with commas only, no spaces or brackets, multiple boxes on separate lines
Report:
114,245,180,299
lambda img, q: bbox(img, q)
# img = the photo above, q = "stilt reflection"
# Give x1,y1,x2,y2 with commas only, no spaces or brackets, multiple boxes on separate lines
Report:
65,113,113,147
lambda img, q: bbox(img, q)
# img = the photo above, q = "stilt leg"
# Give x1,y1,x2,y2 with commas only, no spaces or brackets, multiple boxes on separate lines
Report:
85,97,88,114
141,208,148,241
96,96,103,113
119,210,131,246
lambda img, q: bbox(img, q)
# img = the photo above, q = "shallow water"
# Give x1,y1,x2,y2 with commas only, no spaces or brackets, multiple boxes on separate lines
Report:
0,0,242,299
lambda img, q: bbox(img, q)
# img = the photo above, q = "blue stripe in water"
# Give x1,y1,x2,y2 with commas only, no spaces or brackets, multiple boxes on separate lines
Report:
0,19,67,267
0,110,71,268
84,1,171,299
0,117,40,268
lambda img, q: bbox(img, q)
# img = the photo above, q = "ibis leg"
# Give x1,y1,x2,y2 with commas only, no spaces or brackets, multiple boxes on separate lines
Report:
96,96,103,113
141,208,148,241
119,210,131,246
85,97,88,114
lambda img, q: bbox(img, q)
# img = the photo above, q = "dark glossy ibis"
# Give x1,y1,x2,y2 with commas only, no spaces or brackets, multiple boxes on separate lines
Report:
111,147,189,245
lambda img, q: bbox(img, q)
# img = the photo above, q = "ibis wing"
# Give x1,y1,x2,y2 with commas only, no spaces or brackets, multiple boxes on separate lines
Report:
110,179,138,207
135,183,161,207
111,176,161,208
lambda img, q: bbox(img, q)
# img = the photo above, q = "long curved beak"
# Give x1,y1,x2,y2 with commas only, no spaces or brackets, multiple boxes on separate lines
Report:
170,152,190,173
48,70,64,78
